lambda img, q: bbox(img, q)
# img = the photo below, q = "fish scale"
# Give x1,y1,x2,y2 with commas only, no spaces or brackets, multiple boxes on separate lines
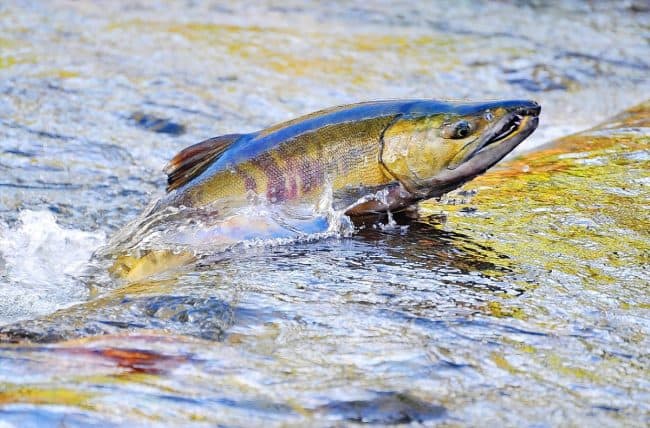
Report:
188,115,395,207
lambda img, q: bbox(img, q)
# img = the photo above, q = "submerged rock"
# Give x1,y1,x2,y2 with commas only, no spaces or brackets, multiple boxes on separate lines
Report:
129,112,186,136
316,392,446,424
422,99,649,320
0,294,237,343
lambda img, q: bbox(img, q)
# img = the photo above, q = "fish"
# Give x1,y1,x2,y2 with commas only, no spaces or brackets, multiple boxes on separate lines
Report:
107,99,540,281
160,99,540,217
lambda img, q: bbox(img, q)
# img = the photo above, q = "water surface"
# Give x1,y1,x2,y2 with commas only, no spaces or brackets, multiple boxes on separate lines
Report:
0,1,649,426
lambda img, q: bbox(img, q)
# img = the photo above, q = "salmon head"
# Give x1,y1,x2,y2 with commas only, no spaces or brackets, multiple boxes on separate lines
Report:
380,100,540,199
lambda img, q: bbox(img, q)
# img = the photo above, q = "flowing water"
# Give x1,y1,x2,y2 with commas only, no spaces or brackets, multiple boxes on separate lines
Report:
0,1,649,426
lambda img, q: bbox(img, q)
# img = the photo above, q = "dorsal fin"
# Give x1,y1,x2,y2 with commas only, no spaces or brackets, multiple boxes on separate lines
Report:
163,134,242,192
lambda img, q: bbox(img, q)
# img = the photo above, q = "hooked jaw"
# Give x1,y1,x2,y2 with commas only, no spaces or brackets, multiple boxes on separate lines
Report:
474,101,540,157
418,100,541,199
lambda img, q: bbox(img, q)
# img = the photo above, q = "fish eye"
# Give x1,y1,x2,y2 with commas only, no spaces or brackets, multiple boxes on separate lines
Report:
442,120,473,139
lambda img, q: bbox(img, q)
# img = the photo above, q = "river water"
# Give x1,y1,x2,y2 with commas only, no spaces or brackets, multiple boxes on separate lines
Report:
0,1,648,426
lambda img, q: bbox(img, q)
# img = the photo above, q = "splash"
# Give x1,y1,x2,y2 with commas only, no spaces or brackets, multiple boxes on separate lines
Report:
96,186,359,282
105,183,357,257
0,210,105,325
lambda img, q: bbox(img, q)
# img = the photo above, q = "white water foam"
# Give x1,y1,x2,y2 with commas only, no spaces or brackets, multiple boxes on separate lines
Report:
106,182,358,257
0,210,105,325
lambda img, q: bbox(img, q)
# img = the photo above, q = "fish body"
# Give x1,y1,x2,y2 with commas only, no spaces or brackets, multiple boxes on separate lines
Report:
169,102,394,208
161,99,540,216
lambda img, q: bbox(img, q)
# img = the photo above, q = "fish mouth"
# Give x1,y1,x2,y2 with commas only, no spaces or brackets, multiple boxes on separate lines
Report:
421,102,540,199
452,102,542,167
482,112,527,151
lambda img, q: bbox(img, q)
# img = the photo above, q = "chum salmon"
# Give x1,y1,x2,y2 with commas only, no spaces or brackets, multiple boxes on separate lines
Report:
160,99,540,216
108,99,540,280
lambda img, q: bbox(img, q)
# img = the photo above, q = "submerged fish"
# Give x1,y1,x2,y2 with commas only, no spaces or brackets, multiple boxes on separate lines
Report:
161,99,540,216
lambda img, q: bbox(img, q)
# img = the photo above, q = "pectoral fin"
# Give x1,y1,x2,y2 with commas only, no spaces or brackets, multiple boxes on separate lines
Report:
164,134,243,192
